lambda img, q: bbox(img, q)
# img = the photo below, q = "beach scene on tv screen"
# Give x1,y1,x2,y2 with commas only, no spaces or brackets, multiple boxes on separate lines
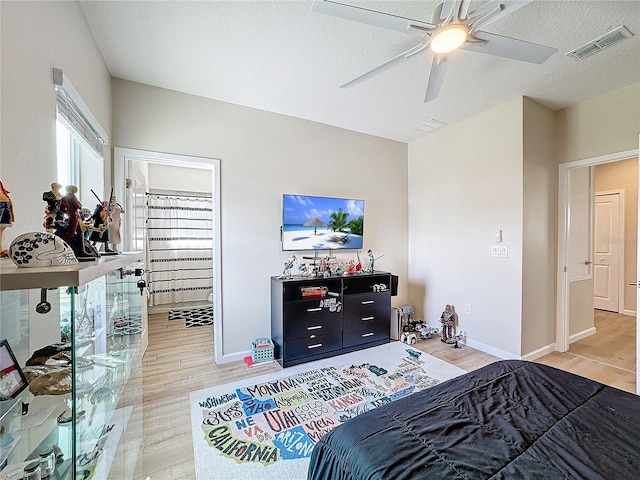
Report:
283,195,364,250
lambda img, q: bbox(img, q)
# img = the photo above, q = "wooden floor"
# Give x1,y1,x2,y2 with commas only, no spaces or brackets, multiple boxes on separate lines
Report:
136,310,636,478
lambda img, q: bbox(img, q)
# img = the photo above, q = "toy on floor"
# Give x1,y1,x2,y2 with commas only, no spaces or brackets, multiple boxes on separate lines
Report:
400,332,417,345
417,324,439,339
440,304,458,343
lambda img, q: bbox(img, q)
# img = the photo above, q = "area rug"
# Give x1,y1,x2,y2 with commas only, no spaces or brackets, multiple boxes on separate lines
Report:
189,342,466,480
168,305,213,327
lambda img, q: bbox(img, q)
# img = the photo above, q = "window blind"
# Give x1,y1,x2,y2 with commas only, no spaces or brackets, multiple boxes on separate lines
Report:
53,68,108,157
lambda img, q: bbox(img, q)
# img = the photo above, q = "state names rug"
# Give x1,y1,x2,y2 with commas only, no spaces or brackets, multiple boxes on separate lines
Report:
189,342,466,480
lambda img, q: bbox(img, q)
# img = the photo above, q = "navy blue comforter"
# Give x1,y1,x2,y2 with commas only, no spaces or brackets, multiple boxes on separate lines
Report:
307,360,640,479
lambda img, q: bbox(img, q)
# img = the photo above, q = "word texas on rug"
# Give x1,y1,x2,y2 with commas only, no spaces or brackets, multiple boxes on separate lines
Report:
190,341,466,480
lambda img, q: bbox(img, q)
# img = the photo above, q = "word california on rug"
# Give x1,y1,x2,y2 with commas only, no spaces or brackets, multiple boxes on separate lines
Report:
189,342,466,480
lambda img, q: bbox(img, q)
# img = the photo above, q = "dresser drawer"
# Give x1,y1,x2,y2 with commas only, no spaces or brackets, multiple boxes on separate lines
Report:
284,332,343,361
343,292,390,330
343,321,390,348
344,291,390,313
284,301,342,340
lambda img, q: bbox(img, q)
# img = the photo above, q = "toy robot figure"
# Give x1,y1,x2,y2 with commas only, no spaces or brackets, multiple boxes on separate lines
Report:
282,255,297,279
440,304,456,343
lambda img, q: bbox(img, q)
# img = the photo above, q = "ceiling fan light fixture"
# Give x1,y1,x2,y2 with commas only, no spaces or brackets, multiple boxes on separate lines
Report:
430,24,468,54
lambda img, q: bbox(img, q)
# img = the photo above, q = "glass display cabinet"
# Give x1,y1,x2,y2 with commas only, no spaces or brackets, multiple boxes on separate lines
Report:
0,253,146,479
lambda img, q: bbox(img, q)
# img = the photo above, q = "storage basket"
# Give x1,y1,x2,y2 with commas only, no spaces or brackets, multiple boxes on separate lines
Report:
251,337,274,363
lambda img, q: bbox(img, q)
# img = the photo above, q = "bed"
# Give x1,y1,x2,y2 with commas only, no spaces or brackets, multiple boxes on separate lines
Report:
307,360,640,479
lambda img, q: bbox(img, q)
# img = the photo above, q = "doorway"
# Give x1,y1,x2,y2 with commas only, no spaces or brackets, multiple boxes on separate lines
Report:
113,147,223,364
557,149,639,393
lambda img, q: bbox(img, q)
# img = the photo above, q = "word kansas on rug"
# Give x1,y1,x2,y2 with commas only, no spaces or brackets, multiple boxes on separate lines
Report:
190,342,466,480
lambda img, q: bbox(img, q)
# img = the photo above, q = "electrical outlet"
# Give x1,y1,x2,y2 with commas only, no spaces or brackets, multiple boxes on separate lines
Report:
464,303,471,315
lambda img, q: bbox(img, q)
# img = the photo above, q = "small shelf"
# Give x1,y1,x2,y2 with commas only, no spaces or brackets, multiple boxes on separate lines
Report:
0,253,143,291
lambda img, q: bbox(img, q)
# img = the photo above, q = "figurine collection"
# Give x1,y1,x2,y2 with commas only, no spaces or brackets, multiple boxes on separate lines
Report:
278,249,384,279
397,303,464,349
0,178,124,266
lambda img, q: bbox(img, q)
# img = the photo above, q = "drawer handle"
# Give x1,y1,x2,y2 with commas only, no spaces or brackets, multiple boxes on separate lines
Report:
306,307,322,312
362,332,375,338
361,300,375,305
361,316,374,321
308,343,323,349
307,325,323,330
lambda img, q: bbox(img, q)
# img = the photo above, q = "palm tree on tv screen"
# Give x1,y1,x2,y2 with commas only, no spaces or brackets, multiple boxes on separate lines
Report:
349,216,364,236
328,209,349,232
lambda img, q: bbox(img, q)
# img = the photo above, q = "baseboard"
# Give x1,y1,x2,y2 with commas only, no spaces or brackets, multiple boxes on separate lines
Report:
463,338,520,360
221,349,251,364
521,343,556,361
623,309,636,317
569,327,596,344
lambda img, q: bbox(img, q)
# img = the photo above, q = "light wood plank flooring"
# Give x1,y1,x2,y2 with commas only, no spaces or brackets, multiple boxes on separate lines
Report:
137,311,635,478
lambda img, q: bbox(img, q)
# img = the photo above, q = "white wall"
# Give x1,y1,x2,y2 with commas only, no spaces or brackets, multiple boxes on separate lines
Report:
148,163,213,194
0,1,112,245
408,97,524,358
0,1,111,349
556,83,640,164
111,79,408,359
557,83,640,344
521,98,556,355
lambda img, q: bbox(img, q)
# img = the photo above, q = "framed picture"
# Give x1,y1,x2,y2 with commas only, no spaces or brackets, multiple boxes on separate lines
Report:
0,339,28,399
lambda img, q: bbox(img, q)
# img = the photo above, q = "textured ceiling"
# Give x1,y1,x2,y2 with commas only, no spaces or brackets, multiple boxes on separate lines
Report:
79,0,640,143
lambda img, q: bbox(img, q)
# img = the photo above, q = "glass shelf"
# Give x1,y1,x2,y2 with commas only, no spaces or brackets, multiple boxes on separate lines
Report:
0,253,145,479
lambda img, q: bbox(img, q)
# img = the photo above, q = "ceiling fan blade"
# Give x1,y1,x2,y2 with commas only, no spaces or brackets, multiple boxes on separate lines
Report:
341,43,428,89
468,0,532,28
311,0,435,35
463,31,557,64
424,55,450,103
440,0,457,20
459,0,472,20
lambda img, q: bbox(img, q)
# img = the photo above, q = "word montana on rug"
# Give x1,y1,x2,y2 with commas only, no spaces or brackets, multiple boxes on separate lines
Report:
189,342,465,480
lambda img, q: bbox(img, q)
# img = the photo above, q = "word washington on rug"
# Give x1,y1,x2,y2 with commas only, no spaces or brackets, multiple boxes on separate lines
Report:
190,342,465,479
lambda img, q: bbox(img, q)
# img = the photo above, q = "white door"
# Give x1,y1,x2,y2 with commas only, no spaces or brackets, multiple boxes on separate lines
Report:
594,193,620,312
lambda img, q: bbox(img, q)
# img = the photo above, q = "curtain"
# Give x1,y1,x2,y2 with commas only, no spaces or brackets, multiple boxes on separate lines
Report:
146,192,213,306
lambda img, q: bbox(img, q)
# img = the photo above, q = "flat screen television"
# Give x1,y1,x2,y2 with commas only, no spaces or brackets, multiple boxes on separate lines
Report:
282,194,365,251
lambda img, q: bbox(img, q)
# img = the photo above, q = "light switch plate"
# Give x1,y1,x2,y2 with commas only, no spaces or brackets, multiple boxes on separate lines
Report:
491,246,508,258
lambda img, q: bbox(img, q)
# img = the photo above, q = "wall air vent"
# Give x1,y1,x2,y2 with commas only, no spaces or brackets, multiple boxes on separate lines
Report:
416,118,448,132
566,25,634,61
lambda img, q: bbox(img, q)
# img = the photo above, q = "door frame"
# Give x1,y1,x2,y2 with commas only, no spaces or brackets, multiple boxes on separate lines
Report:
593,190,625,314
557,148,638,391
113,147,223,364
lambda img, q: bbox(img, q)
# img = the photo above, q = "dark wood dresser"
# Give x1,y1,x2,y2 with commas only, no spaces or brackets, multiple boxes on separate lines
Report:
271,272,391,367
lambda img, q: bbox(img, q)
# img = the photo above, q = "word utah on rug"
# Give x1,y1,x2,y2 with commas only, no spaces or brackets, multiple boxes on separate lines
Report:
190,342,466,480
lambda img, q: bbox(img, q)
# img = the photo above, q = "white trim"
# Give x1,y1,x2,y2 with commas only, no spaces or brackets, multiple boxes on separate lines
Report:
623,309,636,317
569,326,596,344
222,350,252,364
521,343,556,361
556,148,639,354
463,338,520,360
113,147,224,365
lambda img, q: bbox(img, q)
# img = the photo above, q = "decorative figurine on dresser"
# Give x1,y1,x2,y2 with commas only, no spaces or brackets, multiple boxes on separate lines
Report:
0,180,15,258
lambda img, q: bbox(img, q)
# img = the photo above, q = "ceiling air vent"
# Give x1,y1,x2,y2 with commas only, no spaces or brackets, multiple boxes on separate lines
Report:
566,25,634,61
416,118,448,132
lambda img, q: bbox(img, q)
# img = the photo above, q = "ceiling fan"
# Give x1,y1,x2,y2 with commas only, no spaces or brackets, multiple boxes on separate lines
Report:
312,0,558,102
